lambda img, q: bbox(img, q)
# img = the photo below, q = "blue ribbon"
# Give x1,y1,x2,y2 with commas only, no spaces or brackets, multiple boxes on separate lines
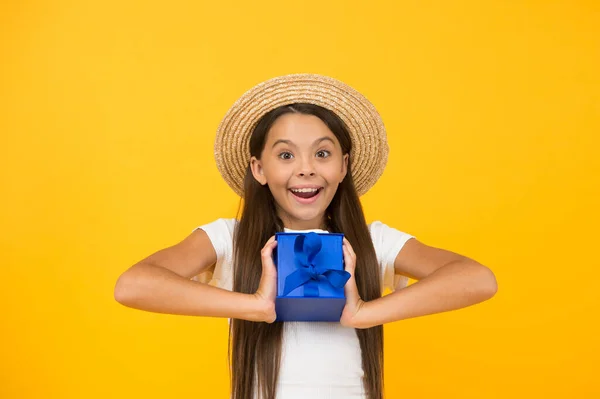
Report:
282,232,351,297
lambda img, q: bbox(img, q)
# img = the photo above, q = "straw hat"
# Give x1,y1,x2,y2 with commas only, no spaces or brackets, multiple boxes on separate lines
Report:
214,73,388,197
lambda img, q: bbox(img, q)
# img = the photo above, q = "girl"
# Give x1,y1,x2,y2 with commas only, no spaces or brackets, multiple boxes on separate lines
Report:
114,74,498,399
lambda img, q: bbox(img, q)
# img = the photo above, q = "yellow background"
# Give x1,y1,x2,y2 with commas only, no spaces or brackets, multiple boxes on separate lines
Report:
2,1,598,398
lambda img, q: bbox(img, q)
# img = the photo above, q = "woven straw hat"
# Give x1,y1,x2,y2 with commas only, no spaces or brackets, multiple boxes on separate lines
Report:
214,73,388,197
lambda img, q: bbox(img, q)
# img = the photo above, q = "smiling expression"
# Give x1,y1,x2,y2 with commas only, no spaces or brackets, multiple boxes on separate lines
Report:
250,113,349,230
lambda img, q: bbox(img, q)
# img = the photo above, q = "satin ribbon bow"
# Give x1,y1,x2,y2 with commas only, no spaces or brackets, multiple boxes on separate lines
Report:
282,232,351,297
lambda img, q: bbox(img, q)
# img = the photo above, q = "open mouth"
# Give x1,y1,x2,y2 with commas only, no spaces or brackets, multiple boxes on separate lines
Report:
289,187,323,203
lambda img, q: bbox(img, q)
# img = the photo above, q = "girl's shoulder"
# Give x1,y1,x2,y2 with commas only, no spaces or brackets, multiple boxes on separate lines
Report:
367,220,413,239
367,220,415,260
193,218,238,237
368,221,416,292
191,218,239,260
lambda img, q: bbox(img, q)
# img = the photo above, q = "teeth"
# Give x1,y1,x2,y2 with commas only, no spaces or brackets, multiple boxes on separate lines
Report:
291,188,319,193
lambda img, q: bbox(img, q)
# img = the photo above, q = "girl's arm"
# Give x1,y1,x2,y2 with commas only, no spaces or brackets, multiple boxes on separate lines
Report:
113,229,272,322
341,238,498,329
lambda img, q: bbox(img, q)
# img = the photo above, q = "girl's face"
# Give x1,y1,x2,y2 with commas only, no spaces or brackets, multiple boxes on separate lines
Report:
250,113,349,230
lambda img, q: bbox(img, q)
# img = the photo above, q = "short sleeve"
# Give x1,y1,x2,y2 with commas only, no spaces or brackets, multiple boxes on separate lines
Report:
369,221,415,293
189,218,236,290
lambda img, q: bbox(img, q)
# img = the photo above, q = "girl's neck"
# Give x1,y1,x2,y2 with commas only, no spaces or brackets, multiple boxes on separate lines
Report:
279,216,329,231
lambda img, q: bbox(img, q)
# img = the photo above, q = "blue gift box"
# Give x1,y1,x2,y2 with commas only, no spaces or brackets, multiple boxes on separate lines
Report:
273,232,350,322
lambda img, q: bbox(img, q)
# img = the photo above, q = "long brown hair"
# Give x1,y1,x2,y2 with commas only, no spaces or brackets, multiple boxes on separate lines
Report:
230,103,384,399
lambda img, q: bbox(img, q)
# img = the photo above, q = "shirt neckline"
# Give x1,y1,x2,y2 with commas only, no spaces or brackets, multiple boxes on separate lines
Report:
283,227,329,233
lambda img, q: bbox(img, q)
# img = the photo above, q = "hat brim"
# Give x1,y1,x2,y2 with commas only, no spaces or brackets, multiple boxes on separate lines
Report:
214,74,388,197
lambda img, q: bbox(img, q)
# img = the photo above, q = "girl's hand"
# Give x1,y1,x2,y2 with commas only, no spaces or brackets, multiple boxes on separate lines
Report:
340,237,366,328
253,236,278,323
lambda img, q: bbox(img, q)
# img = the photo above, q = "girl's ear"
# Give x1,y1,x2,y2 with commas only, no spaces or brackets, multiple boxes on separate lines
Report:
341,153,349,182
250,156,267,185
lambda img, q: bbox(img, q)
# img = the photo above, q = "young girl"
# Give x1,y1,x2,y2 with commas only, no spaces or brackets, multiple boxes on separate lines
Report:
114,74,498,399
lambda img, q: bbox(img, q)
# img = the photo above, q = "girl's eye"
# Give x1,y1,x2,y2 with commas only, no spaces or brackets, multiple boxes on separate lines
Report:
316,150,331,158
278,152,294,160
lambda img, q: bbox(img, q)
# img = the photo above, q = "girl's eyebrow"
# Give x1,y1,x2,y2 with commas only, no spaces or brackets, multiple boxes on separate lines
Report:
271,136,335,149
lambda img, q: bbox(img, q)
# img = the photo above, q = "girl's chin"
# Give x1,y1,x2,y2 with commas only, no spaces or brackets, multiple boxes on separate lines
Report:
278,207,325,226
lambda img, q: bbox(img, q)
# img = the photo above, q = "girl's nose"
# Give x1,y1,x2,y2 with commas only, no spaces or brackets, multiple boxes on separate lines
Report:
297,158,316,177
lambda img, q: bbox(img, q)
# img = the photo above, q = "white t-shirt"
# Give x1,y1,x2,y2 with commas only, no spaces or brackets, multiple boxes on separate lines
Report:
191,218,415,399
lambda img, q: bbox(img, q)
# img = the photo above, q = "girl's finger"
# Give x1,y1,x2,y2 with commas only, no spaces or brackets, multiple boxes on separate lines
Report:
346,247,356,263
343,244,356,274
343,240,356,265
261,237,277,267
261,236,277,252
343,238,356,257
